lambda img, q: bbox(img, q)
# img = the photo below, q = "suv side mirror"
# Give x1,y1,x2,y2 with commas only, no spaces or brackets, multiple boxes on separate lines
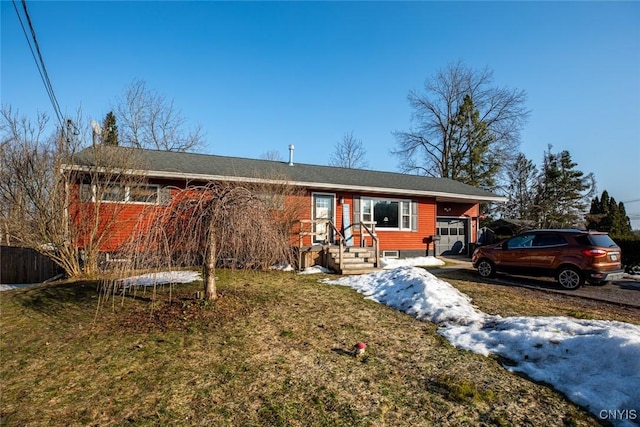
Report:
501,241,509,250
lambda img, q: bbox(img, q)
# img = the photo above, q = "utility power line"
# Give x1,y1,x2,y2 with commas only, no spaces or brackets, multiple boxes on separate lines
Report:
12,0,66,135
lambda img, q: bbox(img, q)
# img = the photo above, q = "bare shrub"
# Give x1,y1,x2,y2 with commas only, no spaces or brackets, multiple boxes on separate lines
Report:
1,108,148,277
103,178,305,302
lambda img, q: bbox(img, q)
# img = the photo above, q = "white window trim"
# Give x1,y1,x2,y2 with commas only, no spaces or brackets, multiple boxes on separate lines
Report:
311,192,336,244
361,197,414,231
91,183,160,205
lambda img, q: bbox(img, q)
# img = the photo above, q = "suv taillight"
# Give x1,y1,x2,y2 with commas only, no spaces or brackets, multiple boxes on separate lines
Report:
582,248,607,258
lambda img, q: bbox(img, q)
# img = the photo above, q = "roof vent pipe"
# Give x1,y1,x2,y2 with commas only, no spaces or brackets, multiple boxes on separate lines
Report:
288,144,295,166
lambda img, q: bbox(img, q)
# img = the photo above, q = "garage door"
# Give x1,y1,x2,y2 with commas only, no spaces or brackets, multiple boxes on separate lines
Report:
436,218,468,255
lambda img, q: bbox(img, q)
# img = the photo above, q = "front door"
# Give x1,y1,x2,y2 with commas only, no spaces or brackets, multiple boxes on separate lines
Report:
312,193,335,244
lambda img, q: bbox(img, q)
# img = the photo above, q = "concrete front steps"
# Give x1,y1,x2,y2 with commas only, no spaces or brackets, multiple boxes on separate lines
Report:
327,246,380,275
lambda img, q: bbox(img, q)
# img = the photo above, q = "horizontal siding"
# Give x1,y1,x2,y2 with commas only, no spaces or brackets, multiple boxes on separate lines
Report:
436,202,480,244
68,182,169,252
68,181,480,254
375,199,436,251
289,192,313,246
437,203,478,217
297,192,439,252
91,204,160,252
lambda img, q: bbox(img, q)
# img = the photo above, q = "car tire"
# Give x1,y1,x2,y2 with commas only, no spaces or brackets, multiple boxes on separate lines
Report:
556,266,584,290
477,259,496,278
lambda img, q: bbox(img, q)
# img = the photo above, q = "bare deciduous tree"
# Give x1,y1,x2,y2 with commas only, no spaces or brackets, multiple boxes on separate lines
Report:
105,178,305,301
328,131,369,169
115,79,203,152
66,145,149,275
393,61,529,189
1,106,147,277
260,150,283,161
499,153,538,221
1,108,56,247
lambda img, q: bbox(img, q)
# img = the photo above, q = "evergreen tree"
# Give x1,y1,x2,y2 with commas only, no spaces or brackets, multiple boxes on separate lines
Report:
600,191,612,230
608,196,622,233
501,153,538,220
616,201,632,235
586,190,633,235
533,147,594,228
450,95,500,190
102,111,119,146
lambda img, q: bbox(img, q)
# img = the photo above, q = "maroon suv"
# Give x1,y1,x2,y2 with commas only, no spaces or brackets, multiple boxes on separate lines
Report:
471,229,624,289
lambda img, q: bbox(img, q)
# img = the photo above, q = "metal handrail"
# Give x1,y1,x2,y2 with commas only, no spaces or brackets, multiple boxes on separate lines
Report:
326,220,346,271
298,219,379,270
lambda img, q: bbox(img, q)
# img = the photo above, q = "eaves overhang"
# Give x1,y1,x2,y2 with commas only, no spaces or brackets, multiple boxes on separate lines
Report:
135,170,500,203
61,162,507,204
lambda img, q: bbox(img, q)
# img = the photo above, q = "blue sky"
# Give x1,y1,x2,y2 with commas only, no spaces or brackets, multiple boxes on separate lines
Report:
2,1,639,226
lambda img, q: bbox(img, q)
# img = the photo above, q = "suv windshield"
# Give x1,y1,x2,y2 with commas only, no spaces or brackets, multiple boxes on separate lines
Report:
575,234,619,248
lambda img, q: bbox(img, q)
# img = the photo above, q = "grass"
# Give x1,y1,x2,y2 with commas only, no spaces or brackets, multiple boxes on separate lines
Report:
1,268,625,426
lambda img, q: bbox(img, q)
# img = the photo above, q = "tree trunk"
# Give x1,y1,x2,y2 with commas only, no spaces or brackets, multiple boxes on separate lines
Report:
203,221,218,300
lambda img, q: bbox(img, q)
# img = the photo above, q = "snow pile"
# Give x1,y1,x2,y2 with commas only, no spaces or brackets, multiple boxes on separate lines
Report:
325,266,640,426
117,270,201,288
443,316,640,421
270,263,295,272
380,255,445,269
298,265,333,275
0,283,39,292
297,256,445,275
327,267,483,325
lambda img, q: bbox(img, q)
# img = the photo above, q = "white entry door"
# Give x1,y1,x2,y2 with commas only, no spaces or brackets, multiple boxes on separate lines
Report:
313,194,335,244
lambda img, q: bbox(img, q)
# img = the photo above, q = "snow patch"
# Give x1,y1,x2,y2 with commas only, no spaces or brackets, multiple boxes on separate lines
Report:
325,266,640,426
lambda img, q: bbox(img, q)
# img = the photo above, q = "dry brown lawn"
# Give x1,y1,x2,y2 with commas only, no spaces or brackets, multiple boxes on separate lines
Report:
2,267,632,426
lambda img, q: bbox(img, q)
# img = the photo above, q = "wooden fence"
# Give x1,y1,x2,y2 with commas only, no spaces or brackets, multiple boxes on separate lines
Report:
1,246,61,284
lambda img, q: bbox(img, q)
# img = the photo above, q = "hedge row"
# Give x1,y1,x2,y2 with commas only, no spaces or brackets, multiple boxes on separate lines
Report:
612,235,640,269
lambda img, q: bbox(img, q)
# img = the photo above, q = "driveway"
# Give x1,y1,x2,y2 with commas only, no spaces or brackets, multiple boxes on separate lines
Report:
434,256,640,309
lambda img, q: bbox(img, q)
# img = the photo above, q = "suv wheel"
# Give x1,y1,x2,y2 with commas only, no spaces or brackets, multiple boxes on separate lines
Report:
477,259,496,278
556,266,584,290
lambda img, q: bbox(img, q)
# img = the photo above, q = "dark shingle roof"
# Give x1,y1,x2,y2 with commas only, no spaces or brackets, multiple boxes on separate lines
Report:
72,146,505,202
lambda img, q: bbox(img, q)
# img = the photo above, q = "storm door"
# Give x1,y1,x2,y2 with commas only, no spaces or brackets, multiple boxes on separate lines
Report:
312,193,335,244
